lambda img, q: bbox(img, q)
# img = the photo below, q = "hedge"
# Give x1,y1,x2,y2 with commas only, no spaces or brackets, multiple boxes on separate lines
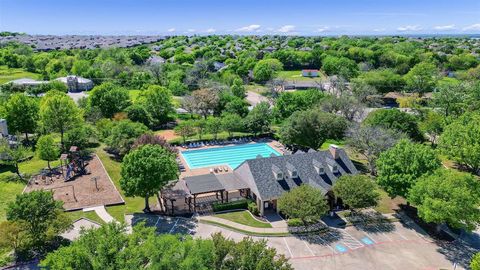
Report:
212,199,251,212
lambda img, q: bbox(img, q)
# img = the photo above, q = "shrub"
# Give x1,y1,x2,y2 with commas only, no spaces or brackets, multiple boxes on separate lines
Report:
248,201,259,216
212,199,250,212
287,218,303,227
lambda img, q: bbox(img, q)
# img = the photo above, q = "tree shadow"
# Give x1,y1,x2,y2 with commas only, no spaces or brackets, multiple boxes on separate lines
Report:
348,211,395,234
131,213,198,235
436,239,479,269
296,228,343,246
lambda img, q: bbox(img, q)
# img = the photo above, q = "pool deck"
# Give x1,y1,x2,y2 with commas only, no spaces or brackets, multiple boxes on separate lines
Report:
176,139,286,179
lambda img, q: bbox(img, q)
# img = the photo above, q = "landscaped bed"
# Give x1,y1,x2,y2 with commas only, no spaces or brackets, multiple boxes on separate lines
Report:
214,210,272,228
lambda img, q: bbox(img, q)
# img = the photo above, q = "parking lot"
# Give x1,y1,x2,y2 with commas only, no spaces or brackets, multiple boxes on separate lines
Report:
129,214,476,270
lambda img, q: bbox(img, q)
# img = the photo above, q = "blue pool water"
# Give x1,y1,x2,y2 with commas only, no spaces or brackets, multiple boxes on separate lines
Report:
361,237,374,245
181,143,281,169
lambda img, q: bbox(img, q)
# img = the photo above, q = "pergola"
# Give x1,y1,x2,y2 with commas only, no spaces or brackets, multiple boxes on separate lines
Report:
183,173,249,212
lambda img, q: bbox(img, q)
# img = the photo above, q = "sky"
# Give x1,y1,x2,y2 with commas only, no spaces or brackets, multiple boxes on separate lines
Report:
1,0,480,35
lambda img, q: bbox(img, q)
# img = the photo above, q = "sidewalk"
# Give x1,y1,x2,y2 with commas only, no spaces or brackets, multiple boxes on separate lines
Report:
197,215,289,234
84,205,117,224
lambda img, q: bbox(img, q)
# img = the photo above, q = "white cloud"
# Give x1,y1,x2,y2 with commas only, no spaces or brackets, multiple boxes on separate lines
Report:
434,24,456,31
316,26,330,33
277,25,296,33
236,24,261,32
205,28,216,33
167,28,176,32
397,25,422,31
463,23,480,31
187,29,196,33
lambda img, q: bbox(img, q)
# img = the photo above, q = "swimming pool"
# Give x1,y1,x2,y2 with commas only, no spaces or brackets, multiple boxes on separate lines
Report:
181,143,281,169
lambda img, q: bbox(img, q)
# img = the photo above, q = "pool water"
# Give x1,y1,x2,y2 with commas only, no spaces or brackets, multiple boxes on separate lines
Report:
181,143,281,169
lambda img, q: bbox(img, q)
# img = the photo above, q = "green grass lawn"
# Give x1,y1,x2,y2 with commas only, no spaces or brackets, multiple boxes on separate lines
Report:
374,188,405,214
0,181,24,222
276,70,325,81
319,139,346,150
0,65,41,84
65,210,105,225
214,210,272,228
95,147,156,222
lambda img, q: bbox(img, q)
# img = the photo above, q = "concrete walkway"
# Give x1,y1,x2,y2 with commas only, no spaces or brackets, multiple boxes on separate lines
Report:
264,213,288,228
198,215,289,234
83,205,117,224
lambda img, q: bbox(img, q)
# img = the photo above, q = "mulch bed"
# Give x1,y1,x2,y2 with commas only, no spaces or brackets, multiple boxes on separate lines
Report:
24,155,124,211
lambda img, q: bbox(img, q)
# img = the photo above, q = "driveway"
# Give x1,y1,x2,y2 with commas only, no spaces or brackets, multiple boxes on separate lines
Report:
246,91,270,107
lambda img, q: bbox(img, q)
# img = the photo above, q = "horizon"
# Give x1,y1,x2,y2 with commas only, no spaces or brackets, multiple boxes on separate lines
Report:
1,0,479,36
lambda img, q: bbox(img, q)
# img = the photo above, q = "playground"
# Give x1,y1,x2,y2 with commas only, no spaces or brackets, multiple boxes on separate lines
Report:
24,153,124,211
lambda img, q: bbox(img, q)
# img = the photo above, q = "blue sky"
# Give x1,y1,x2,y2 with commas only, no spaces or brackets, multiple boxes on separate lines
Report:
1,0,480,35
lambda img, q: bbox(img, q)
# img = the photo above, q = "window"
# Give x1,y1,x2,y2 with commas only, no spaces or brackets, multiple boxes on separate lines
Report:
290,170,298,178
318,167,325,174
276,172,283,180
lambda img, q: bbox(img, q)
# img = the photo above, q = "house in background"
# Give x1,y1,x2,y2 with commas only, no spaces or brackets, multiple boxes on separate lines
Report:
234,145,358,215
301,69,319,77
9,78,49,88
55,75,93,92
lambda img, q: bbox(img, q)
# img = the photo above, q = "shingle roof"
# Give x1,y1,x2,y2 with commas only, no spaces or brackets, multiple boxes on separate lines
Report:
184,174,224,195
234,147,358,201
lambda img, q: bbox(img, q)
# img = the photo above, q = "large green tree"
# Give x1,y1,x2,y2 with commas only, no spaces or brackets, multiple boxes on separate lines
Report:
408,169,480,231
333,175,380,211
6,191,70,249
364,109,423,141
322,56,359,79
472,253,480,270
277,184,329,226
105,120,149,157
279,109,347,149
253,58,283,82
39,90,82,147
120,145,178,212
36,134,60,171
4,93,38,143
89,82,131,118
244,102,272,136
439,112,480,173
376,139,441,198
404,62,439,94
221,113,244,137
137,85,174,127
174,120,196,143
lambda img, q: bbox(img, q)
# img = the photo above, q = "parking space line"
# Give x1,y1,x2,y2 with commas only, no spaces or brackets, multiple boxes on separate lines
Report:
226,231,233,239
169,218,180,233
340,230,364,249
315,235,337,254
302,240,315,256
283,238,293,258
394,230,408,240
154,216,161,227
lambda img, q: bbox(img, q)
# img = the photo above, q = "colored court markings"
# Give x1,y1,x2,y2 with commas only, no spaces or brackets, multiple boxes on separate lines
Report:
335,244,348,253
361,237,375,245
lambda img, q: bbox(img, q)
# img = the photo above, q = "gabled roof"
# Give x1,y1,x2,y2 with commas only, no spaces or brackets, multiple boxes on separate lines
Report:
234,147,358,201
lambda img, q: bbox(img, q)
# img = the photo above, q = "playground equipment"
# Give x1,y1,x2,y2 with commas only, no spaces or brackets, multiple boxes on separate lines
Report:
61,146,88,181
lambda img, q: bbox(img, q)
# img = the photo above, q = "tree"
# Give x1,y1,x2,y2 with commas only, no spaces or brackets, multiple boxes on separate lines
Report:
190,88,220,119
206,117,222,140
419,110,444,145
279,109,347,149
354,69,405,94
322,56,359,79
376,139,441,198
132,133,176,153
0,139,29,179
432,81,466,117
221,113,244,138
6,191,70,248
408,169,480,231
36,135,60,171
211,233,292,270
224,97,249,117
41,222,292,270
126,103,151,126
404,62,439,94
0,221,29,254
439,112,480,173
193,119,207,140
253,58,283,83
105,120,149,157
137,85,174,127
472,253,480,270
174,121,196,143
64,124,96,151
277,184,328,226
39,90,82,148
346,125,402,174
319,94,365,122
333,175,380,211
4,93,38,143
273,90,326,120
364,109,423,141
120,145,178,212
89,82,131,118
244,102,272,136
231,78,246,98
